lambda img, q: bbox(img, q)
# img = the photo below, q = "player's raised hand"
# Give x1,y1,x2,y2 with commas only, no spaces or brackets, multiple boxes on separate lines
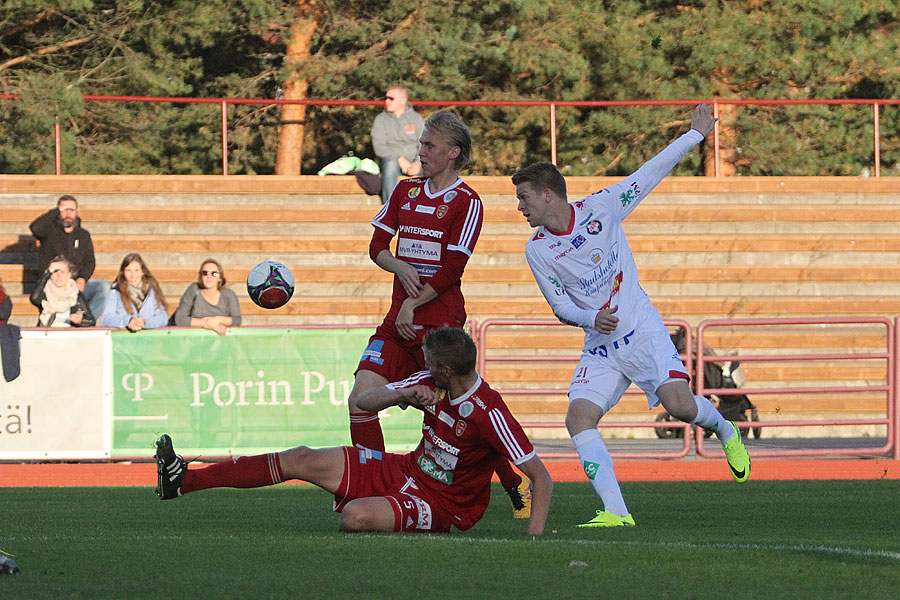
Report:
403,384,441,408
690,103,716,138
594,305,619,335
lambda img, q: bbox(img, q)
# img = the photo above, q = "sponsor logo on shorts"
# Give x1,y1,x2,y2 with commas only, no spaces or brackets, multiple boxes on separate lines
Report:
418,454,453,484
361,340,385,365
409,494,433,529
358,447,383,463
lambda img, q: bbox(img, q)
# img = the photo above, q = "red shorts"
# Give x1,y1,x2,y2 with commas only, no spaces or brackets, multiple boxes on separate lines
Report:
334,446,452,533
354,321,434,382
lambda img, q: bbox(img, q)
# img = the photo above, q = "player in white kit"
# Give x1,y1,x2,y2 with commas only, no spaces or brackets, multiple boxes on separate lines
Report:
511,104,750,528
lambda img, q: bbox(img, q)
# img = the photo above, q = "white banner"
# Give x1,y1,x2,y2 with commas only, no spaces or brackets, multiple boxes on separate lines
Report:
0,329,111,459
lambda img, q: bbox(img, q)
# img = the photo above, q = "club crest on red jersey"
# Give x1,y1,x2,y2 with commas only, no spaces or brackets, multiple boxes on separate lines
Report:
455,420,467,436
436,204,448,219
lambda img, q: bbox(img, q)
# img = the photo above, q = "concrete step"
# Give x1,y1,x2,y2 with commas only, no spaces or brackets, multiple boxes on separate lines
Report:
4,233,900,255
9,190,900,207
5,203,900,224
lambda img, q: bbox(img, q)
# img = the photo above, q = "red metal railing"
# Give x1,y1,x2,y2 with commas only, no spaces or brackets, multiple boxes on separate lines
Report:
478,316,899,460
1,94,897,176
694,317,895,459
476,317,694,459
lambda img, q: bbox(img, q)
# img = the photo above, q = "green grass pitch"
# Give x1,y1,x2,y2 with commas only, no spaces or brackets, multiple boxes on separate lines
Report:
2,480,899,599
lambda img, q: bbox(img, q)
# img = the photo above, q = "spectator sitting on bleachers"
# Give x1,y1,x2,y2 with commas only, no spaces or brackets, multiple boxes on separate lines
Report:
28,256,96,328
29,194,108,318
99,253,168,332
171,259,241,335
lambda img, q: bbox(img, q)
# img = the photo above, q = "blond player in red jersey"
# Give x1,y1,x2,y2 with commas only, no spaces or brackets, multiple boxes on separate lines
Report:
154,327,552,535
348,110,532,515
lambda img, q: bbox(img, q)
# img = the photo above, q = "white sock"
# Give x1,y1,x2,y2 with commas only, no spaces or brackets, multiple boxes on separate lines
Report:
571,429,629,517
690,395,734,443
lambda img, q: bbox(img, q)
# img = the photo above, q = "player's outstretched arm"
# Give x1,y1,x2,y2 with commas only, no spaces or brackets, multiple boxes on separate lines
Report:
518,454,553,535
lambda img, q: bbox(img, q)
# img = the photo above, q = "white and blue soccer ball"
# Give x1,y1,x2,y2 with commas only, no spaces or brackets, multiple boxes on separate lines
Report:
247,260,295,309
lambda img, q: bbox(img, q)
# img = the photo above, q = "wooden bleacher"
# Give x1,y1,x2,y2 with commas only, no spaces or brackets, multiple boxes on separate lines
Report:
2,175,898,436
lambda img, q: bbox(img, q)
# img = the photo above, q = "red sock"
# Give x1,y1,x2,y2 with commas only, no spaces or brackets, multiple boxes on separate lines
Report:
494,458,522,489
349,412,385,451
181,453,284,494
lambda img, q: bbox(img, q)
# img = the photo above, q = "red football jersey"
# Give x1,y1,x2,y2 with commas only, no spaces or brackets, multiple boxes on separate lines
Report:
388,370,536,531
371,177,483,327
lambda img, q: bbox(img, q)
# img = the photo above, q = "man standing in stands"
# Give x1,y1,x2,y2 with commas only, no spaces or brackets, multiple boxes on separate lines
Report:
30,195,108,319
372,86,426,204
511,104,750,528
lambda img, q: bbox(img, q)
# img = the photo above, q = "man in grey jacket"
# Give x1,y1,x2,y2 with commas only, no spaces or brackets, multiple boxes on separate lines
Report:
371,86,426,203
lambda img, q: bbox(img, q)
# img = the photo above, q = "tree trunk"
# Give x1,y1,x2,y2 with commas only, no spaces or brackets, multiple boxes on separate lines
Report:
275,1,319,175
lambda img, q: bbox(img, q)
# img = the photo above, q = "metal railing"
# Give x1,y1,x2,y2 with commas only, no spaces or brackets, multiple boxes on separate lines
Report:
694,317,895,459
476,316,899,460
476,317,695,460
2,94,897,176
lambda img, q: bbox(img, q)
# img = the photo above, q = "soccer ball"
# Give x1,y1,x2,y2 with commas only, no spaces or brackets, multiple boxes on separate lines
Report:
247,260,294,309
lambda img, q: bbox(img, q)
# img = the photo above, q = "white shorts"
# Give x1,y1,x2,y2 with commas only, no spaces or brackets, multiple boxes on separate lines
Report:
568,323,689,414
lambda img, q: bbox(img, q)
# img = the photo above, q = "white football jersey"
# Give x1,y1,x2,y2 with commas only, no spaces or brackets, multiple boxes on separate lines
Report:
525,130,704,348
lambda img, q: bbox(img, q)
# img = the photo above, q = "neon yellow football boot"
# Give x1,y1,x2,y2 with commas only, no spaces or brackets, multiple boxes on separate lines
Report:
577,510,635,528
723,421,751,483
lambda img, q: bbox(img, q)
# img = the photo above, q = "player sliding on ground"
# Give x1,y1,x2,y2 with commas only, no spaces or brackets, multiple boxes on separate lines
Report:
511,103,750,529
155,327,553,535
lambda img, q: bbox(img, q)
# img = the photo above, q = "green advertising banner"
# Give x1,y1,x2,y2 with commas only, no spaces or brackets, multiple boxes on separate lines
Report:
111,328,423,456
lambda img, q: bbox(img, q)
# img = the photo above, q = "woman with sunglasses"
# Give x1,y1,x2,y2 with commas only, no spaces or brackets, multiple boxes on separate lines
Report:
172,258,241,335
99,253,169,332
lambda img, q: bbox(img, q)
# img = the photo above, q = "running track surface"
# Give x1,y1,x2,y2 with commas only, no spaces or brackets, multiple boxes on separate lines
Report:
1,459,898,487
